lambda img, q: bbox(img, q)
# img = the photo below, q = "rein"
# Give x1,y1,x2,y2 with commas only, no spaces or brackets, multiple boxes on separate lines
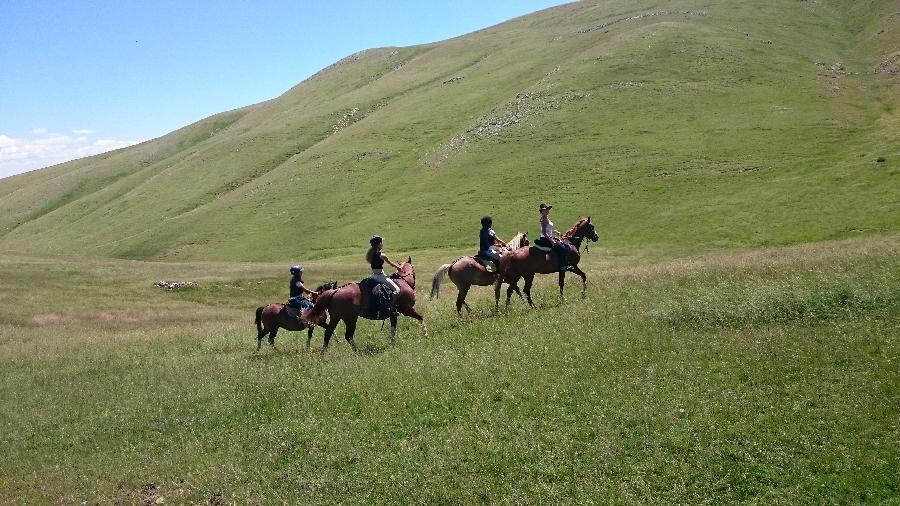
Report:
392,269,416,287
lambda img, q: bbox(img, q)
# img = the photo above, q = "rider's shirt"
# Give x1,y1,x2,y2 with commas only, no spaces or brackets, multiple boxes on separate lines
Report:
370,252,385,272
289,275,305,298
479,227,497,252
540,216,555,239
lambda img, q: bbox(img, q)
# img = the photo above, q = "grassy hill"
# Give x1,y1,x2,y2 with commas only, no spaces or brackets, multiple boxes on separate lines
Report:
1,1,899,503
0,0,897,261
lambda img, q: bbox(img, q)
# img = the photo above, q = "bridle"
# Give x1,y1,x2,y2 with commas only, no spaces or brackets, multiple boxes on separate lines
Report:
393,266,416,288
562,220,599,250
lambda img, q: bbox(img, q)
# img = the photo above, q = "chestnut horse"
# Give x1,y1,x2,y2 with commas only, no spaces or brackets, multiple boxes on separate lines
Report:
303,258,426,355
430,232,529,314
254,281,337,352
495,217,599,310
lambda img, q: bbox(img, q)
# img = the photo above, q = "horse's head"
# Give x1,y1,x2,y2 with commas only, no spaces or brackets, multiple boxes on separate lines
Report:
311,281,338,302
582,217,599,242
507,231,529,250
566,217,599,243
395,256,416,289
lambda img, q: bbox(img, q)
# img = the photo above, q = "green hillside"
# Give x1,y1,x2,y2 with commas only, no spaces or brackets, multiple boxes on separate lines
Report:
1,1,899,502
0,0,898,262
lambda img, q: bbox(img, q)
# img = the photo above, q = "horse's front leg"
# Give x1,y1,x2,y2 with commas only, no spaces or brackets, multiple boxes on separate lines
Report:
570,266,587,297
558,271,566,303
306,326,314,352
401,306,428,337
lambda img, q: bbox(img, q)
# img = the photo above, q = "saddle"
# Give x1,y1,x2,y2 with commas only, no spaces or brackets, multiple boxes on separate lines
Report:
532,237,552,252
359,278,395,319
473,254,499,273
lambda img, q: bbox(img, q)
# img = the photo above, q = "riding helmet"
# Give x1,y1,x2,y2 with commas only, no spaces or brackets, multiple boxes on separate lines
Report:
370,235,383,247
481,215,493,227
290,265,303,275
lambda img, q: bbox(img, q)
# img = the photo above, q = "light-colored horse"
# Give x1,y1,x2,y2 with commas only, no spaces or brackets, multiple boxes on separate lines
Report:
430,232,528,314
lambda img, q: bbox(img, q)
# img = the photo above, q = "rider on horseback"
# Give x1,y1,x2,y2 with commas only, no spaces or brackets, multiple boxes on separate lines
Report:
536,203,572,272
289,265,317,299
476,215,507,273
366,236,401,316
288,265,317,323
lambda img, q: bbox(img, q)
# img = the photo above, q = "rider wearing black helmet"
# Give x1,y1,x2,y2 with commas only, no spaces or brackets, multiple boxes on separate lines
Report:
289,265,316,299
477,215,507,272
288,265,316,321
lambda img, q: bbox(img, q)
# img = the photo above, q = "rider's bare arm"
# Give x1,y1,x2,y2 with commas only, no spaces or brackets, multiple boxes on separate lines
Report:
383,253,401,270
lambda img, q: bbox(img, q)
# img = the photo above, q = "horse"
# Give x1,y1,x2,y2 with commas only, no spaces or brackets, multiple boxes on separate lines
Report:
303,258,426,355
254,281,338,352
495,217,599,310
430,232,529,314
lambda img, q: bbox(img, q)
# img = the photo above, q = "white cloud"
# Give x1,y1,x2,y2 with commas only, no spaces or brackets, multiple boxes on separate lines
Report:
0,131,144,179
72,128,94,135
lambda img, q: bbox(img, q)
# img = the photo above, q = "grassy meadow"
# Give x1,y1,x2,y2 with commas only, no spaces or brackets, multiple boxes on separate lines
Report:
0,0,899,503
1,235,898,503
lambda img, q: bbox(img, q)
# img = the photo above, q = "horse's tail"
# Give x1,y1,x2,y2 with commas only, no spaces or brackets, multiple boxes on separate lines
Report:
431,257,465,299
305,288,336,325
256,306,266,332
255,306,265,332
431,263,453,299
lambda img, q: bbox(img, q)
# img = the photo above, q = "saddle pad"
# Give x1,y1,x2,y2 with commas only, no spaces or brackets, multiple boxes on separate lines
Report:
359,278,393,318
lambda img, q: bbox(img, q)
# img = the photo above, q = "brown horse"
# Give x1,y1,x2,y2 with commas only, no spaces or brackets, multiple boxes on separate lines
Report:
303,258,426,355
495,217,599,310
254,281,337,352
430,232,529,314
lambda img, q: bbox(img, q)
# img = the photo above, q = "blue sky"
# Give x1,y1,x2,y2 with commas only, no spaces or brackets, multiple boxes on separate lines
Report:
0,0,567,179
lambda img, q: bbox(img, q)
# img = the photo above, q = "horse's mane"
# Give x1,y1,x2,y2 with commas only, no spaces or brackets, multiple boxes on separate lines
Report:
506,232,528,250
562,218,589,239
314,281,338,292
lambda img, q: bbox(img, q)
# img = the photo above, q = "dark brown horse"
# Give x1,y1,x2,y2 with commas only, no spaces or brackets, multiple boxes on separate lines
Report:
430,232,529,314
254,281,337,352
495,217,599,310
303,258,426,355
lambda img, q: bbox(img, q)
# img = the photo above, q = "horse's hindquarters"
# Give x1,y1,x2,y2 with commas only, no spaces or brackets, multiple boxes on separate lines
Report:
451,257,498,287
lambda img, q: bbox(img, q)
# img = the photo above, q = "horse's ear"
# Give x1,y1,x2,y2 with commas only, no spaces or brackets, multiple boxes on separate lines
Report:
588,216,591,223
408,256,412,264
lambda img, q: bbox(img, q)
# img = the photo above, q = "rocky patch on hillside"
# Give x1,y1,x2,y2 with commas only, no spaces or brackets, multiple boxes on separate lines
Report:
431,67,590,165
576,10,708,34
155,280,195,291
875,53,899,76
